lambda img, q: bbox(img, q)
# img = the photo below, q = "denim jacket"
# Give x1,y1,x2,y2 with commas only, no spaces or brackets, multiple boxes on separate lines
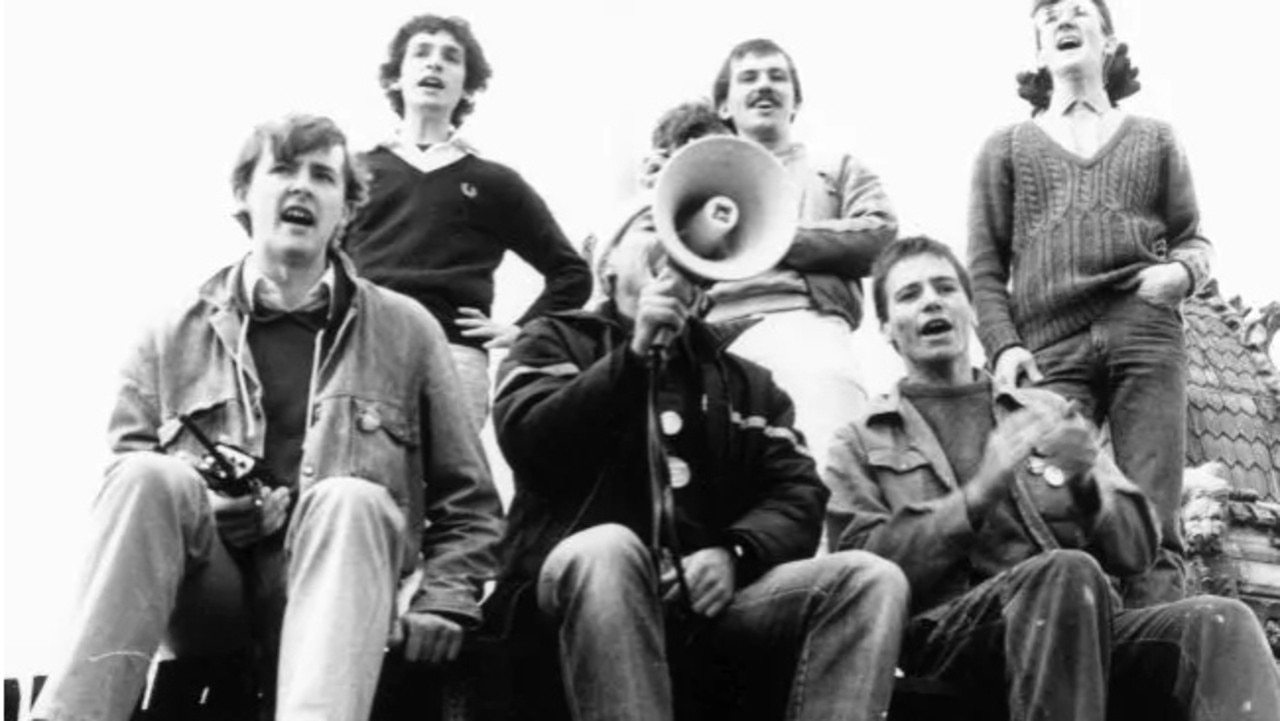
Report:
106,252,503,624
826,379,1159,615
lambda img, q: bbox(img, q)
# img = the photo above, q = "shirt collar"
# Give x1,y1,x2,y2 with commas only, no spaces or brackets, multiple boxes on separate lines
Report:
381,130,479,174
242,260,336,320
1047,89,1111,118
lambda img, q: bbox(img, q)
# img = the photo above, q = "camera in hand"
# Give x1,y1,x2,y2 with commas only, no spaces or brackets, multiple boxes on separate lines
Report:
178,414,285,498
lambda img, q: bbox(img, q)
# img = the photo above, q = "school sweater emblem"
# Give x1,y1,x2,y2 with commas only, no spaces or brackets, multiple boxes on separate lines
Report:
460,182,478,199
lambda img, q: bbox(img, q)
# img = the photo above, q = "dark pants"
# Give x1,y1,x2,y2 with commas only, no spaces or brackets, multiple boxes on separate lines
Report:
1033,291,1188,606
902,550,1280,721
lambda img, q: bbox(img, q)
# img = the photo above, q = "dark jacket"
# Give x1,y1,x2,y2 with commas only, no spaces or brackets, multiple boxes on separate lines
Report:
486,304,828,632
827,380,1159,616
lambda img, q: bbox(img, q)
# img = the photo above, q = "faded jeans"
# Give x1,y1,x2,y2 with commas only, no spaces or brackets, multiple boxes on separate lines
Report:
536,524,908,721
902,550,1280,721
34,452,406,721
1033,291,1188,606
450,343,491,431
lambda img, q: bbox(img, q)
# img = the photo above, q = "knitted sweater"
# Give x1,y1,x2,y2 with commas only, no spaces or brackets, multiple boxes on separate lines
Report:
344,148,591,350
967,115,1212,359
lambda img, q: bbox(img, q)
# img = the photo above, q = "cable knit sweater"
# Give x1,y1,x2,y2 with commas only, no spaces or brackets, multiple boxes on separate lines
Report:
967,115,1212,359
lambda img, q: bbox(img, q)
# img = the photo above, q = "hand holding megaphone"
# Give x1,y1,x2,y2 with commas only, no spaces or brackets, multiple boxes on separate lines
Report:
630,265,699,357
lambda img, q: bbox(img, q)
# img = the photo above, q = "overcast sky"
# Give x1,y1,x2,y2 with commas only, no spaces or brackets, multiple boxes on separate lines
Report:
5,0,1278,672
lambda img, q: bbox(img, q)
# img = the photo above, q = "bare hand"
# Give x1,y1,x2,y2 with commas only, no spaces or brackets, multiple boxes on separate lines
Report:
663,547,735,618
209,486,290,548
630,267,697,357
390,611,465,664
637,149,672,189
1120,263,1190,308
456,308,520,350
966,404,1061,515
993,346,1043,389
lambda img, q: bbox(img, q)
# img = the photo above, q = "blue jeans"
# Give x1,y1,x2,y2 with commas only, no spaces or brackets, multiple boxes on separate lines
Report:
902,550,1280,721
1033,292,1187,606
34,453,407,721
536,524,908,721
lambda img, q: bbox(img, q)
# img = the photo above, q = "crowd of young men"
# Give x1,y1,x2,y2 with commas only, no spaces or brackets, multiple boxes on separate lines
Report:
34,3,1280,721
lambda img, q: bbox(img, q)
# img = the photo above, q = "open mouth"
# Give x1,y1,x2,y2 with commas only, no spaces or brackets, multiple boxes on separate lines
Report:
1056,34,1083,50
280,206,316,227
919,318,953,337
418,76,445,90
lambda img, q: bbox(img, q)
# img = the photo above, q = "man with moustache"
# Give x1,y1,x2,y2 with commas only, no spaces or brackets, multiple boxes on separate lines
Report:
486,201,908,721
827,236,1279,720
968,0,1211,606
33,114,502,721
708,38,898,480
345,13,591,426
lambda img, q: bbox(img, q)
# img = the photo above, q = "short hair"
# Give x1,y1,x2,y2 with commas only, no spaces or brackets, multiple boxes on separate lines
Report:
378,14,492,126
870,236,973,325
1019,0,1141,113
711,38,803,129
230,114,369,235
651,100,731,152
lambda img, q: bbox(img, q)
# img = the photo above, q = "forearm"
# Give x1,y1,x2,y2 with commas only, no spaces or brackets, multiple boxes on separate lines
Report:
784,221,896,277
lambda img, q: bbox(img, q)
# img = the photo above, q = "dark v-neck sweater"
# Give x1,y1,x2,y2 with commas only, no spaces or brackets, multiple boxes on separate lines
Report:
967,115,1212,359
343,149,591,350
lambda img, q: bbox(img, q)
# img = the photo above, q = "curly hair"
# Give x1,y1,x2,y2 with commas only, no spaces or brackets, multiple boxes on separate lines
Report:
230,114,369,235
379,14,492,126
1016,42,1141,113
650,100,731,152
1019,0,1141,113
711,38,803,131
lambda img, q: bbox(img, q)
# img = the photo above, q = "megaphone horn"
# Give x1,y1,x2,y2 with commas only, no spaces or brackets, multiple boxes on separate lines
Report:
653,136,797,282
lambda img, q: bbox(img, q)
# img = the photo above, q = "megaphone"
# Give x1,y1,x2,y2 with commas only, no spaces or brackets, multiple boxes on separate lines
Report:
652,135,797,282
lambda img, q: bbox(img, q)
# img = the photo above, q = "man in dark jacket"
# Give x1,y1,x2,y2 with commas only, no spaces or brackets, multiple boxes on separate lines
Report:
488,201,908,721
828,235,1279,720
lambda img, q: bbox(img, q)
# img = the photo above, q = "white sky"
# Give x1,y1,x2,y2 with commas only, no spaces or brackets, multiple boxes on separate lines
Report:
4,0,1279,674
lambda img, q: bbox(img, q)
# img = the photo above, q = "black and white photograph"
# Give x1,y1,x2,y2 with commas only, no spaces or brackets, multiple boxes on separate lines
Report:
4,1,1280,719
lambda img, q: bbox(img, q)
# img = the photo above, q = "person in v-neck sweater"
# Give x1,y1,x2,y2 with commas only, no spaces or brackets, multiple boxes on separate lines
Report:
344,14,591,426
967,0,1213,608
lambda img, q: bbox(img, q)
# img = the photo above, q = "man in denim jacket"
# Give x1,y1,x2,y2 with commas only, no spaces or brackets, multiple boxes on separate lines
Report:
827,236,1279,720
35,114,503,721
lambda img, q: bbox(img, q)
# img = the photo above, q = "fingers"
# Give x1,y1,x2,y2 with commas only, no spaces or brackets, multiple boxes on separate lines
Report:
260,487,291,537
681,549,735,618
457,307,488,319
401,613,465,664
1021,357,1044,385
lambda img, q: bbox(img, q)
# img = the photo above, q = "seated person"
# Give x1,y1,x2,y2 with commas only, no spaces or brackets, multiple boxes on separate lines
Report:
486,201,909,721
33,114,503,721
827,235,1280,720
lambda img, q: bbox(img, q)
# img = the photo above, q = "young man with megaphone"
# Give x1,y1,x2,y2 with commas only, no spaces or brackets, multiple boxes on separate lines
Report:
483,197,909,721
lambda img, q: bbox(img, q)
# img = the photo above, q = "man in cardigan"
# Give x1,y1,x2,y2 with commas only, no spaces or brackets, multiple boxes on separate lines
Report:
487,202,908,721
707,38,898,477
967,0,1211,606
33,114,503,721
829,235,1279,721
344,13,591,426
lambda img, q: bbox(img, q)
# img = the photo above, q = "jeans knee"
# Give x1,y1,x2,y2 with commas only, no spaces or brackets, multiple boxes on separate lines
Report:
295,476,402,530
1022,550,1107,586
539,525,650,610
106,451,204,502
824,550,909,601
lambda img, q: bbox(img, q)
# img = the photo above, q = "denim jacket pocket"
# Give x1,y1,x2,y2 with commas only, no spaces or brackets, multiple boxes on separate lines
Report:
348,397,422,500
157,397,239,459
866,448,946,506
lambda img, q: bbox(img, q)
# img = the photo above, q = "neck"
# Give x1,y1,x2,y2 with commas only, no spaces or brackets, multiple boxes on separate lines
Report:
743,125,792,154
251,251,327,309
399,107,454,146
904,357,972,388
1050,64,1106,107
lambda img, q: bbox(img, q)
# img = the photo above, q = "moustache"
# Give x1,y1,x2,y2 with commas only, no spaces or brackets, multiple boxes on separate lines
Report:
747,88,783,107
